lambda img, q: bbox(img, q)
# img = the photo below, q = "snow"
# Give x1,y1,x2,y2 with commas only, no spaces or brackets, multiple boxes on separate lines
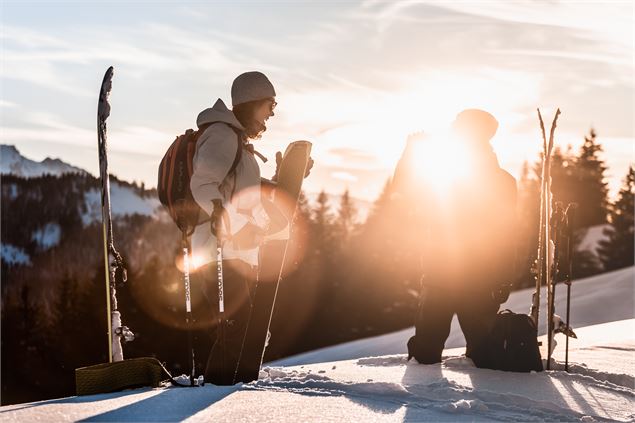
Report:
4,183,18,200
0,144,85,177
1,266,634,422
273,265,635,366
0,244,31,265
81,183,161,225
578,224,611,256
31,222,61,250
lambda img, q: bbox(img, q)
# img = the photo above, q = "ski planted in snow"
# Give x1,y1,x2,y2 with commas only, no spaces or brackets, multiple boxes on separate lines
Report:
233,140,312,384
97,66,134,362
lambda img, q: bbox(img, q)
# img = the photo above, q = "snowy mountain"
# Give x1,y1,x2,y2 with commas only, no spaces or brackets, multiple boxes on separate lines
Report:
1,172,163,270
0,144,86,177
2,266,633,421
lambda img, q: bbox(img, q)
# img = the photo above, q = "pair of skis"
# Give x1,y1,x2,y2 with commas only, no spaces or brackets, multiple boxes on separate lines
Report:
530,108,577,371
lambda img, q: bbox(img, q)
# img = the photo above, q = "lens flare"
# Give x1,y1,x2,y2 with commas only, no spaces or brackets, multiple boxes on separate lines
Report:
411,131,472,196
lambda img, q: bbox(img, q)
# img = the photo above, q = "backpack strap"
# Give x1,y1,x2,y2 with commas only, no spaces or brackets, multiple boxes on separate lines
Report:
193,124,244,227
228,126,243,177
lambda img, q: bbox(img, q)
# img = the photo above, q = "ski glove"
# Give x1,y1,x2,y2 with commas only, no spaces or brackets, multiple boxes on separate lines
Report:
491,283,512,304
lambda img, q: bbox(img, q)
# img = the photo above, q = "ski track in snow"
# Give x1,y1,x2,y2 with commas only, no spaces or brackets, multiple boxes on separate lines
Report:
247,354,635,422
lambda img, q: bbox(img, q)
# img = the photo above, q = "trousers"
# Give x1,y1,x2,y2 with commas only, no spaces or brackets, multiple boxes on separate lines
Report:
408,284,499,366
194,260,256,385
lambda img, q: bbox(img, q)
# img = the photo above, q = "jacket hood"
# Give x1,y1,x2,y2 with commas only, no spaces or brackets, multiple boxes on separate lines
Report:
196,98,245,131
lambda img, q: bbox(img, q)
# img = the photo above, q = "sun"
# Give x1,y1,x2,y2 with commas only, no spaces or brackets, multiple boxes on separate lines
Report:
407,131,472,195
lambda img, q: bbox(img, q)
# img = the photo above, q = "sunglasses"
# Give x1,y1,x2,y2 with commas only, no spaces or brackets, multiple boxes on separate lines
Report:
267,99,277,113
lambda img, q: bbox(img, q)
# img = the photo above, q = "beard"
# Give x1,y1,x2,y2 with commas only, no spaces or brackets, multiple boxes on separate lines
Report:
244,119,267,140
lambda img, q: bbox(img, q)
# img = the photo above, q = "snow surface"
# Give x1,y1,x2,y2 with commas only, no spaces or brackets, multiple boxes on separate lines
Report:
1,267,634,422
578,224,611,256
31,222,62,250
0,244,31,265
274,265,635,366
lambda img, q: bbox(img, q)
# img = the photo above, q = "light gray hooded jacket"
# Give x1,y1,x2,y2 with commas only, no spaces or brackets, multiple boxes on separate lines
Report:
190,98,269,266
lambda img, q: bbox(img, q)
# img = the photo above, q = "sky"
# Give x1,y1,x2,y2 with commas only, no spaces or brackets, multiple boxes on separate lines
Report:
1,0,633,202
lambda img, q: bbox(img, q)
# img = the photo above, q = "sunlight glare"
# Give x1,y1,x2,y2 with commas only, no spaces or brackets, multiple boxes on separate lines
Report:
411,131,472,195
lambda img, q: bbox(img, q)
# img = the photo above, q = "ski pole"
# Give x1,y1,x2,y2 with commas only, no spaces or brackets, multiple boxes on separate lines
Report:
212,199,228,382
181,232,196,386
564,203,577,372
546,202,564,370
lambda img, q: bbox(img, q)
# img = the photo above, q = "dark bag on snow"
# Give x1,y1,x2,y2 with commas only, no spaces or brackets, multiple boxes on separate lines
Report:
479,309,543,372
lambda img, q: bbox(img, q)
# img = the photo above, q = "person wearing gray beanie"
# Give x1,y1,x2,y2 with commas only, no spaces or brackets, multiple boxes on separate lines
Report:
231,71,277,140
189,71,311,385
231,71,276,107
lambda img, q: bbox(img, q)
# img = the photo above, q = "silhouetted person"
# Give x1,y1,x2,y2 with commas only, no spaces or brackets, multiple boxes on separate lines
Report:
393,109,517,366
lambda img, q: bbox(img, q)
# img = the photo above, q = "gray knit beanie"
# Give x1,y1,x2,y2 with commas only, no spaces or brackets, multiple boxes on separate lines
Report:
231,71,276,107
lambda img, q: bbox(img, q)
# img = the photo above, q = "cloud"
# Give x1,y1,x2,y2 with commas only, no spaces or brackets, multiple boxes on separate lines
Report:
2,111,173,158
0,100,18,108
488,48,632,68
328,147,378,164
0,22,255,95
428,1,633,49
331,171,358,182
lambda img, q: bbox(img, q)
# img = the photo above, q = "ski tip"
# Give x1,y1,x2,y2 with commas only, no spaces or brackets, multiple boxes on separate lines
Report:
102,67,114,87
98,67,115,121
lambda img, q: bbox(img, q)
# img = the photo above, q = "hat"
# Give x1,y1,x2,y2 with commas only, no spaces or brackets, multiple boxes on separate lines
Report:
452,109,499,142
231,71,276,107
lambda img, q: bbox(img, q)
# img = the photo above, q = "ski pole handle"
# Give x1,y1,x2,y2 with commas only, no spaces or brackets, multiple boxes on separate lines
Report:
211,199,224,239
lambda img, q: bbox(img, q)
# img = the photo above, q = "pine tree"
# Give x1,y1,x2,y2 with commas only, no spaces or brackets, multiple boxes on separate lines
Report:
335,189,357,243
572,129,610,228
550,146,577,208
312,190,335,256
597,166,635,271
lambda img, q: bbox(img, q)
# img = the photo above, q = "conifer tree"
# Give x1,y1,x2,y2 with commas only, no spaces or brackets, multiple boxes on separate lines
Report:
335,189,357,243
312,190,336,256
550,146,577,207
597,166,635,271
572,129,610,228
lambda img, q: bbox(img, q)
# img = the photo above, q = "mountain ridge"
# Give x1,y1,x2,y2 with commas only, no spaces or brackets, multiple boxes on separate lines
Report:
1,144,87,178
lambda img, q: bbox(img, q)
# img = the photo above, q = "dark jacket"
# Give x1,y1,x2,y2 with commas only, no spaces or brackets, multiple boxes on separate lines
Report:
393,137,517,293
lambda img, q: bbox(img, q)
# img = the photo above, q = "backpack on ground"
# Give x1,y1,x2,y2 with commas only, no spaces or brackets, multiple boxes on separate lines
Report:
158,123,242,235
479,309,543,372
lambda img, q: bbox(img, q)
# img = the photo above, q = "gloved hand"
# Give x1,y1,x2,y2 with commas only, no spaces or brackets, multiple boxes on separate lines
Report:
491,283,512,304
210,199,225,238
